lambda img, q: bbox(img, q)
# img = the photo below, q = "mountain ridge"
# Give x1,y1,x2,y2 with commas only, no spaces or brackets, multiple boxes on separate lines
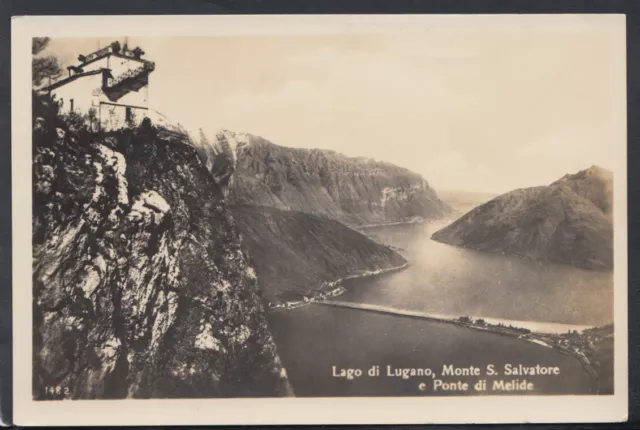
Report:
190,129,452,227
431,166,613,270
232,204,408,304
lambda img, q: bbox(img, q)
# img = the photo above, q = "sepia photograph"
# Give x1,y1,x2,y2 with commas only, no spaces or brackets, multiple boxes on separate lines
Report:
12,14,628,425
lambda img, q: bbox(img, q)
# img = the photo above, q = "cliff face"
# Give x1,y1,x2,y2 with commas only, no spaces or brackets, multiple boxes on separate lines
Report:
191,131,452,226
431,166,613,270
32,96,290,399
232,205,407,303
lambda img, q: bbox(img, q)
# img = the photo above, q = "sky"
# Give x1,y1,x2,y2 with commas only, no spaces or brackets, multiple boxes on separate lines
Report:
42,25,623,194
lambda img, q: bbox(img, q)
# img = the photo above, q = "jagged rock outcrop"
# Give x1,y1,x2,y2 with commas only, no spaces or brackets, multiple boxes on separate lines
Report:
431,166,613,270
191,130,451,226
232,205,407,303
190,129,239,190
32,95,291,399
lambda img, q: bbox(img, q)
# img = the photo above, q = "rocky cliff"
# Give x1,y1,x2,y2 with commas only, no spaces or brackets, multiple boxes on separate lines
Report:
191,130,452,226
32,95,291,399
232,205,407,303
431,166,613,270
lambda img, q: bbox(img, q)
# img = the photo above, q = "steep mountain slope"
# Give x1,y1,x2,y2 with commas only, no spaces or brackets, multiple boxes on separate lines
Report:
32,95,290,399
191,130,452,226
232,205,407,304
431,166,613,270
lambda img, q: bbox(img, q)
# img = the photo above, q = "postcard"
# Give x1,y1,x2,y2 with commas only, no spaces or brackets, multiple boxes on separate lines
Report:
11,14,628,425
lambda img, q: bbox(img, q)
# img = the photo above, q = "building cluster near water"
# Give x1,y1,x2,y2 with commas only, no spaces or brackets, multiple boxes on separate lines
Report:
268,285,346,310
268,263,410,311
455,316,532,335
455,316,613,392
533,325,613,360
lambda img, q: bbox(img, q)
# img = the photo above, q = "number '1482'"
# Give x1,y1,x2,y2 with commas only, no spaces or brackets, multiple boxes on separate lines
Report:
44,385,69,396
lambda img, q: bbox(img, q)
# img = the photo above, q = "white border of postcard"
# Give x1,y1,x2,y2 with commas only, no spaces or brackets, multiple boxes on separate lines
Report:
11,14,628,425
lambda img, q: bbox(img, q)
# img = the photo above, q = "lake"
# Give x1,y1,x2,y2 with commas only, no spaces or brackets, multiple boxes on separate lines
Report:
268,219,613,397
352,220,613,326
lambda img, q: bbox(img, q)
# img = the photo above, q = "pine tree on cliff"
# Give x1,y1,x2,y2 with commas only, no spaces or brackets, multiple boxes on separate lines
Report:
32,37,62,87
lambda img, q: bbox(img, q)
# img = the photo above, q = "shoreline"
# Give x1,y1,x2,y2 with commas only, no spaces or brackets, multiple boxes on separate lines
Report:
355,218,431,230
430,236,614,273
354,213,462,230
267,262,409,311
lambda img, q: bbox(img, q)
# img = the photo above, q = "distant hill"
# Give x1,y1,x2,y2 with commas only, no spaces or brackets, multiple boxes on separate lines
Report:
551,165,613,214
438,190,498,214
232,204,407,303
190,130,452,227
431,166,613,270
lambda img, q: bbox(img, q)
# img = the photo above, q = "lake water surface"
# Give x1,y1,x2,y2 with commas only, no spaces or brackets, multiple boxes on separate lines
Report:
268,220,613,397
351,220,613,326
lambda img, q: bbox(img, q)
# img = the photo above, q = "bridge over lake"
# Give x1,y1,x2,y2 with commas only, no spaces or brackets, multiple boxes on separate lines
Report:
316,300,593,335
